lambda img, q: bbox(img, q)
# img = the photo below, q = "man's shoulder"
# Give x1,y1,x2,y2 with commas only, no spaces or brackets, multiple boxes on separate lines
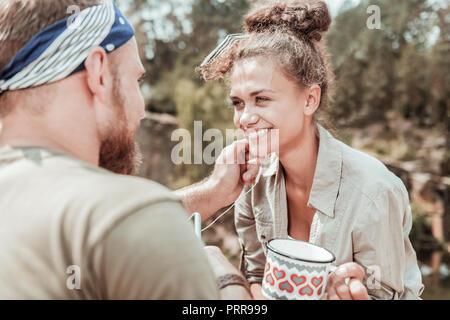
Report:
77,164,175,198
18,151,183,217
64,162,180,208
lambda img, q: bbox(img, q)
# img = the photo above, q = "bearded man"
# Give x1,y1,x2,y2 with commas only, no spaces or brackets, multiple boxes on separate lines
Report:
0,0,258,299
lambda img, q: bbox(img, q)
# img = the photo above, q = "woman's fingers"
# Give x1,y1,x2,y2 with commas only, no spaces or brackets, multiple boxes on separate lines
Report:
327,286,340,300
348,279,370,300
327,262,368,300
331,262,365,286
335,282,353,300
329,278,368,300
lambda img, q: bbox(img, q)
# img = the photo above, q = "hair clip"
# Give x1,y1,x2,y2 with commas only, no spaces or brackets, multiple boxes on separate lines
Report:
200,33,248,67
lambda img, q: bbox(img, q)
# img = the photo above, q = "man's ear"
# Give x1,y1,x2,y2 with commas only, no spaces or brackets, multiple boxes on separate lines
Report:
84,47,111,103
303,85,321,116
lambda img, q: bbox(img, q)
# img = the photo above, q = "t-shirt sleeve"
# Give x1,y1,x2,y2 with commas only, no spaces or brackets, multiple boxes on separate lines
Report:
92,201,220,300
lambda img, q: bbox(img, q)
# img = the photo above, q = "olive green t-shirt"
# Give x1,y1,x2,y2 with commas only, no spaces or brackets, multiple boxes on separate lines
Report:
0,146,219,300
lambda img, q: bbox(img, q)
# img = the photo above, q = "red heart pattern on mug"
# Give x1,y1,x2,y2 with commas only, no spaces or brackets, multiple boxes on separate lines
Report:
279,281,294,293
264,262,327,299
290,274,307,286
273,267,285,280
265,273,275,286
299,284,314,296
311,276,323,288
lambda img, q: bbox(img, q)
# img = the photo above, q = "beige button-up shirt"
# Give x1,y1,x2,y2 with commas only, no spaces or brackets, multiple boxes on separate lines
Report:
235,125,424,300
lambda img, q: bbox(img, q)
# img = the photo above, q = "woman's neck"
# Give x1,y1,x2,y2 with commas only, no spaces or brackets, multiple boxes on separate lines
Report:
279,124,319,192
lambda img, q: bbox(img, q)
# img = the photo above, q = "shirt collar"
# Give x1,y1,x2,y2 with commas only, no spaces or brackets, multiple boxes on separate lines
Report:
307,125,343,218
262,125,343,218
261,152,280,178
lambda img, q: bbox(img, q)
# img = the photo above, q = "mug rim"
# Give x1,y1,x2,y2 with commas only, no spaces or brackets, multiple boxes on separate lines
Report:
267,238,336,264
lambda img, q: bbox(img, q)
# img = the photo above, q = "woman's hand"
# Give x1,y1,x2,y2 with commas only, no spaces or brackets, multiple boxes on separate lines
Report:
323,262,370,300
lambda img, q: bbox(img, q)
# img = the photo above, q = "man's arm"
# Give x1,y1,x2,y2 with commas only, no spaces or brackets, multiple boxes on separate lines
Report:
175,140,260,222
204,246,253,300
175,177,226,222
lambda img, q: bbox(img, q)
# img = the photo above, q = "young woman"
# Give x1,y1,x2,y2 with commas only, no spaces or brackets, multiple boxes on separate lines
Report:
200,0,423,300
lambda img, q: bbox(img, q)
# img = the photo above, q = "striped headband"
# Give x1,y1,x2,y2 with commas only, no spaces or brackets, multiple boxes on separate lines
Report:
0,0,135,94
200,33,248,67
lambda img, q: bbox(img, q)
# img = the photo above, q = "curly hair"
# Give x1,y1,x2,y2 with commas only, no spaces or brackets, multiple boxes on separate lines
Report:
199,0,335,124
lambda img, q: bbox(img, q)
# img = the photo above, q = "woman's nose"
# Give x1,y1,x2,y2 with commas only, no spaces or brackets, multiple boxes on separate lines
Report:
240,112,259,128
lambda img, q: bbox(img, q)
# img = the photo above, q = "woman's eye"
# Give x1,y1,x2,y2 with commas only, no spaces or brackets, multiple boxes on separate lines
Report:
256,96,270,103
232,100,244,109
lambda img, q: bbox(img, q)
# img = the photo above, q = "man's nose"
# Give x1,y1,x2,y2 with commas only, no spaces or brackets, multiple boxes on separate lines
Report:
240,112,259,128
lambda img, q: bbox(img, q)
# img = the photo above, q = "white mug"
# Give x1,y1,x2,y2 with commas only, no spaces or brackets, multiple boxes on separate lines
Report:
262,238,336,300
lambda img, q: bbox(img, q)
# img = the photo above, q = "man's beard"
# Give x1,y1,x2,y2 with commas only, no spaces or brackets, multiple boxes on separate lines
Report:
99,129,142,176
98,87,143,176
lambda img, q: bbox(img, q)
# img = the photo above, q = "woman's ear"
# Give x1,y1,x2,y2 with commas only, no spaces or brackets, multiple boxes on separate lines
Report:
304,84,321,116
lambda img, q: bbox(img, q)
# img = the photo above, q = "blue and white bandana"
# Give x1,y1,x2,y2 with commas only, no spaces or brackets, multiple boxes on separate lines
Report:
0,0,135,94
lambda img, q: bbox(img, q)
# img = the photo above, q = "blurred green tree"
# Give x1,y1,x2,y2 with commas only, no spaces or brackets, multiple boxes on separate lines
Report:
327,0,448,129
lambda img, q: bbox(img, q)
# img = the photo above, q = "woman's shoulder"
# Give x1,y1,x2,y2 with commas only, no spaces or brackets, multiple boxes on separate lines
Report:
338,141,408,201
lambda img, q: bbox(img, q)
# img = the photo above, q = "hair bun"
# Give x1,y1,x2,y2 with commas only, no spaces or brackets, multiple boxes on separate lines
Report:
245,0,332,42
